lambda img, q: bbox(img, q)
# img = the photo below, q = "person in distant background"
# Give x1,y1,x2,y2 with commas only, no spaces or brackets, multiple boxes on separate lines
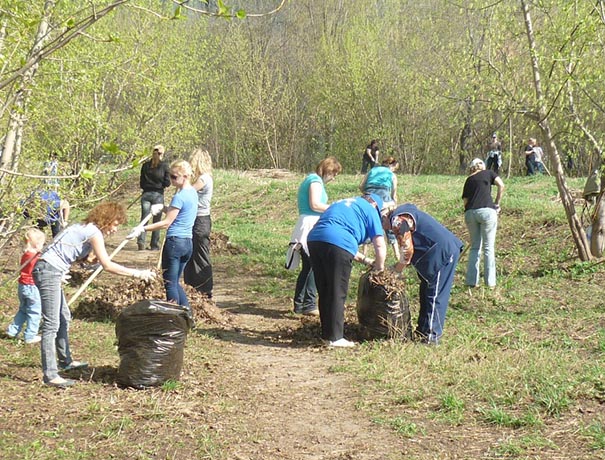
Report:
43,153,59,187
184,149,215,298
462,158,504,289
361,139,379,173
531,139,546,174
485,133,502,174
524,138,538,176
23,189,70,238
138,144,170,250
37,190,70,238
288,157,341,316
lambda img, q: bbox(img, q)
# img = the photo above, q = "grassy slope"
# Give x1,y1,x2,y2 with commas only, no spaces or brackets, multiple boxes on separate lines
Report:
211,170,605,457
1,170,604,458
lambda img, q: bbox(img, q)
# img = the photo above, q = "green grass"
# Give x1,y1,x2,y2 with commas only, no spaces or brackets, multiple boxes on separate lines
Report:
1,170,603,459
206,170,604,457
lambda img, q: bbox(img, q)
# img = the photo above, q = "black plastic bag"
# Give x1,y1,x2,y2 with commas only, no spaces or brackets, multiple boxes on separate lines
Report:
356,271,412,340
116,299,193,389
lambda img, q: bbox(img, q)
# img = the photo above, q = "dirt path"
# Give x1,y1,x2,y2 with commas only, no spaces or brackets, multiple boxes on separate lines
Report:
198,261,406,460
0,231,406,459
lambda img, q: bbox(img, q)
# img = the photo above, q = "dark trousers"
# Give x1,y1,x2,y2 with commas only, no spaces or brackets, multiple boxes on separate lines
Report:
308,241,353,341
361,157,376,174
416,251,460,343
525,155,536,176
486,154,500,174
184,215,213,296
293,251,317,313
36,219,61,238
139,191,164,249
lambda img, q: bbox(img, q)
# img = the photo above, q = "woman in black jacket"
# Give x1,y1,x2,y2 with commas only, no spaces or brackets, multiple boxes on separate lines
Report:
138,145,170,250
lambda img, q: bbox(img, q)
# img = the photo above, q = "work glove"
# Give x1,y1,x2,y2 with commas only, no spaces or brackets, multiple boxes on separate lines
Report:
132,269,156,282
126,225,145,240
150,204,164,216
362,257,375,267
61,273,72,284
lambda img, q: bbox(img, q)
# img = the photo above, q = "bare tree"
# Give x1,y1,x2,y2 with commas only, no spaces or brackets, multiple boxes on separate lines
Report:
520,0,592,261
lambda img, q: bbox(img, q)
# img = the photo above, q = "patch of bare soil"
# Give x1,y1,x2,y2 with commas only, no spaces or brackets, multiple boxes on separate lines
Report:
70,231,407,459
193,263,407,460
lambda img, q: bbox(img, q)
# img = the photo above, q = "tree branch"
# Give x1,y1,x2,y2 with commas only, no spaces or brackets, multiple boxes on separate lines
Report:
0,0,130,91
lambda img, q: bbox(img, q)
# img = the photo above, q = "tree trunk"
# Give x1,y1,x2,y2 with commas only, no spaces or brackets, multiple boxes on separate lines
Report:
592,192,605,257
0,0,55,174
520,0,592,261
566,68,605,257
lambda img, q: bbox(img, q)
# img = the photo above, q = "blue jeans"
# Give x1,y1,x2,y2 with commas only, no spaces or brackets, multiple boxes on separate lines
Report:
32,260,74,383
293,250,317,313
7,283,42,341
526,155,536,176
162,236,193,308
139,191,164,249
364,187,397,244
465,208,498,287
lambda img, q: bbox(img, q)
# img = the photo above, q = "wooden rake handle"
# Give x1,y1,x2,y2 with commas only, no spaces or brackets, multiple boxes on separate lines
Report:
67,212,155,307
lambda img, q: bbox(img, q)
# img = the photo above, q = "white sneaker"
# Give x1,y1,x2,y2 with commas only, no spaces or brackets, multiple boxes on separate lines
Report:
326,338,357,348
25,336,41,344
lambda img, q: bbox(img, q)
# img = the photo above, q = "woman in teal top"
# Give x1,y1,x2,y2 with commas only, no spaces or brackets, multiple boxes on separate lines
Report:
359,156,400,259
359,156,399,205
289,157,341,315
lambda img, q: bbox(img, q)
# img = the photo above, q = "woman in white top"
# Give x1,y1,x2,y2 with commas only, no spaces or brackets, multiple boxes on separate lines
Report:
34,202,155,388
183,149,214,298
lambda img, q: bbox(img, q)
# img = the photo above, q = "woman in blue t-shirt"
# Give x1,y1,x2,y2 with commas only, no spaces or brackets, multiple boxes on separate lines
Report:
307,194,388,347
359,156,400,259
129,160,198,310
288,157,341,316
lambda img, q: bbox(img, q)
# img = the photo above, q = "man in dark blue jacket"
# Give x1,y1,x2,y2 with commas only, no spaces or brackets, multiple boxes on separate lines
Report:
384,203,463,345
23,190,70,238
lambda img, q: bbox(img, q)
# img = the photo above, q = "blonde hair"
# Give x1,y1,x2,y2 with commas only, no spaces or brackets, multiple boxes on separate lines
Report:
170,160,193,180
316,157,342,179
151,150,163,169
189,149,212,182
24,228,46,252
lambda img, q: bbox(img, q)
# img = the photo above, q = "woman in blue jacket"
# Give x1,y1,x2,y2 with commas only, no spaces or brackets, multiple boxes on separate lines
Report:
384,203,463,345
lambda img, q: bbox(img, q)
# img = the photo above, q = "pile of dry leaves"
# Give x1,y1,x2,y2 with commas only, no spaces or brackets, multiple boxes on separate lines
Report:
71,267,231,327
